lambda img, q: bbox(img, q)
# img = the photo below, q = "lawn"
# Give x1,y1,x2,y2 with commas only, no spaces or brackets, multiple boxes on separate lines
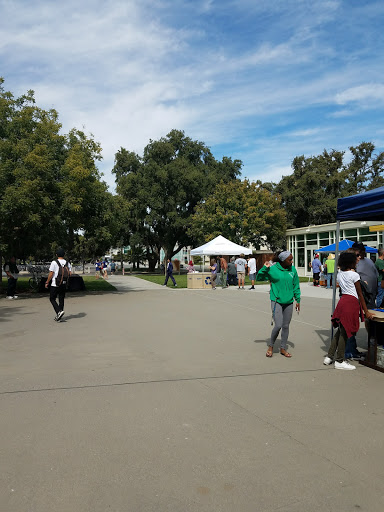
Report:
1,275,116,295
135,274,311,289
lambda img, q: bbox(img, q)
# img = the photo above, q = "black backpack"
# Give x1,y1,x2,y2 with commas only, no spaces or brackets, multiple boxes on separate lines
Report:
56,260,70,286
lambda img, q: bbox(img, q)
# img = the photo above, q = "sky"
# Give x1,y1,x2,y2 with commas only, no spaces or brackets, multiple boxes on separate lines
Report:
1,0,384,190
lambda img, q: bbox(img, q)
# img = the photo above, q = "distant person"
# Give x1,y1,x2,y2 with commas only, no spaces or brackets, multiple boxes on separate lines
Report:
324,254,335,289
187,260,195,273
163,259,177,287
324,251,374,369
247,254,257,290
227,257,237,286
45,248,72,322
219,255,228,288
215,256,222,286
110,260,116,275
310,254,322,287
102,259,109,280
4,256,19,300
235,253,247,289
257,250,301,358
95,259,102,279
209,258,217,290
375,248,384,307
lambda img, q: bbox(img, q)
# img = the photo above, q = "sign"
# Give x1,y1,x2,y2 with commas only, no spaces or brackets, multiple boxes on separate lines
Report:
369,225,384,232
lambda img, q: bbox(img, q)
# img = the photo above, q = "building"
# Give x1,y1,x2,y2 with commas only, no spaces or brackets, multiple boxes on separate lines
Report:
286,220,384,276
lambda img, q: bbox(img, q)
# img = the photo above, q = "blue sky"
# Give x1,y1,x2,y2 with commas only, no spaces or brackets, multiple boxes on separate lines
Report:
1,0,384,189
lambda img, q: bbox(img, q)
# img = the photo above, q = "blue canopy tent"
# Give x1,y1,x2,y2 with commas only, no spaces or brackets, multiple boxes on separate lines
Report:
317,239,378,254
331,186,384,313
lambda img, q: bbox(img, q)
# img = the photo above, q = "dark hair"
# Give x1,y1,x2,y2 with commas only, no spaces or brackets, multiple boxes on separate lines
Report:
338,251,357,271
272,250,284,263
57,247,65,257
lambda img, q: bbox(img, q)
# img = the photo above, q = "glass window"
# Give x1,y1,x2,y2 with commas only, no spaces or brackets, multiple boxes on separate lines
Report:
344,229,357,241
319,231,329,240
297,248,305,267
297,235,304,241
305,233,317,242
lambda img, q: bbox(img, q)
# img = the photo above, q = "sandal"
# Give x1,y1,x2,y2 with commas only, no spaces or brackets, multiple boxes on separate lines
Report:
280,349,292,358
266,347,273,357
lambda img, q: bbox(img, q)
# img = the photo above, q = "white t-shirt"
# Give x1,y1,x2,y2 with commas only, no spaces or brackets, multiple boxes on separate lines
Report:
248,258,256,274
235,258,247,273
4,264,18,279
337,270,360,299
49,259,72,287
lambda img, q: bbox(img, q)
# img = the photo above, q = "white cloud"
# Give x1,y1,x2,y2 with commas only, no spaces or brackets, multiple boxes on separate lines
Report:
335,84,384,105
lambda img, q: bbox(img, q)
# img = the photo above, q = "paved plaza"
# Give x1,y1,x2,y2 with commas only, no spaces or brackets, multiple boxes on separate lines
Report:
1,275,384,512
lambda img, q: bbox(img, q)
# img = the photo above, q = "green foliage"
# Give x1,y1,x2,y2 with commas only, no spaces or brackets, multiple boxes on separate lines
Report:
113,129,242,265
275,143,384,228
0,78,111,261
189,179,287,250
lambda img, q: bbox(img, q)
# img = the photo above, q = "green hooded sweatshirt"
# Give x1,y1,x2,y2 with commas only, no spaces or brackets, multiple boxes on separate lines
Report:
256,262,301,304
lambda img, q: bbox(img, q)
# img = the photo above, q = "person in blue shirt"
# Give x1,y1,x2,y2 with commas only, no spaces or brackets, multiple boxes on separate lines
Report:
162,259,177,287
310,254,322,287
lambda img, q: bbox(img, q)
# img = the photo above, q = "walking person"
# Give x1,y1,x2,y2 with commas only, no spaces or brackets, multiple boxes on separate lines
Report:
162,258,177,287
95,258,102,279
257,250,301,358
235,253,247,289
102,259,109,279
209,258,217,290
4,256,19,299
45,248,72,322
247,254,257,290
215,256,222,287
324,251,374,370
110,260,116,275
310,254,322,287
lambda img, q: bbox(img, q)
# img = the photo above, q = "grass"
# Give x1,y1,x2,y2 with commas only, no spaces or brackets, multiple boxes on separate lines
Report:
135,274,311,289
1,275,116,295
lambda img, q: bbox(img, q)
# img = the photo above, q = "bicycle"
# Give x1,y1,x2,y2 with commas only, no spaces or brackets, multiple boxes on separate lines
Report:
28,265,49,291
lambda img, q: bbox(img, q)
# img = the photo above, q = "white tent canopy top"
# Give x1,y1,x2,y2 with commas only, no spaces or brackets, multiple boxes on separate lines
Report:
190,235,252,256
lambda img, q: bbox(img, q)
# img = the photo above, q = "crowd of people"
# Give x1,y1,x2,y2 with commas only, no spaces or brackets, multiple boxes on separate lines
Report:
3,241,384,365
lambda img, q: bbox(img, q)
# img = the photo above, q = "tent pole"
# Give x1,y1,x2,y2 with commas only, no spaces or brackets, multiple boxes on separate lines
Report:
331,221,340,314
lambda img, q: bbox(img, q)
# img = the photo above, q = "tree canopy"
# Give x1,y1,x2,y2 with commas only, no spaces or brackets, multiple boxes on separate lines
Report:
113,129,242,267
189,179,287,250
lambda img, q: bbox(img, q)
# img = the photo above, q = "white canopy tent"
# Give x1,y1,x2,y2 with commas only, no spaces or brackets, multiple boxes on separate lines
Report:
190,235,252,256
190,235,252,272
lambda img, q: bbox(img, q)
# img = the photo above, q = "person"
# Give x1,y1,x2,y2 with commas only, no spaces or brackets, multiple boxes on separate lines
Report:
163,258,177,287
235,253,247,289
310,254,322,287
257,250,301,358
4,256,19,299
110,260,116,275
352,242,378,310
324,254,335,289
187,260,195,273
375,248,384,307
209,258,217,290
45,248,72,322
95,259,102,279
247,254,257,290
214,256,221,286
227,257,237,286
219,255,228,288
324,251,374,370
102,259,109,279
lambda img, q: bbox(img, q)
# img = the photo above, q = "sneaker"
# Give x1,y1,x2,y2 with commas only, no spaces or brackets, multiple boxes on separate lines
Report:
334,360,356,370
6,296,14,300
57,311,65,321
345,352,366,361
174,284,177,287
13,295,18,299
249,286,255,290
323,356,333,365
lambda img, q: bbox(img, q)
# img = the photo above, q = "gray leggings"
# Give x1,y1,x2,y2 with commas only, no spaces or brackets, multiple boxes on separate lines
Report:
270,301,293,350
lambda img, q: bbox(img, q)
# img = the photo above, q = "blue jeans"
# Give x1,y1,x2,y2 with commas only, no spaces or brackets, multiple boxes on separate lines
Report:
376,283,384,308
325,273,332,289
345,335,360,358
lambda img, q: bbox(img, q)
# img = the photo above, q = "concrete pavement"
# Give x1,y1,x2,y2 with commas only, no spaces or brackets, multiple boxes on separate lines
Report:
1,274,383,512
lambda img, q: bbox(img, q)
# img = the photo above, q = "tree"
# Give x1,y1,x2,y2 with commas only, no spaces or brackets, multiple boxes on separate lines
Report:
113,129,242,267
189,179,287,250
275,143,384,228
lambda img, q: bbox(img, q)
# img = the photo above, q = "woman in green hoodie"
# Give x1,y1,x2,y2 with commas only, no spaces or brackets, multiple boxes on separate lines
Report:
257,250,301,358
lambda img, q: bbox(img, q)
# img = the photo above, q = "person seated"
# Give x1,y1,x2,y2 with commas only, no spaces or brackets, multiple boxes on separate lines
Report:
187,260,195,273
